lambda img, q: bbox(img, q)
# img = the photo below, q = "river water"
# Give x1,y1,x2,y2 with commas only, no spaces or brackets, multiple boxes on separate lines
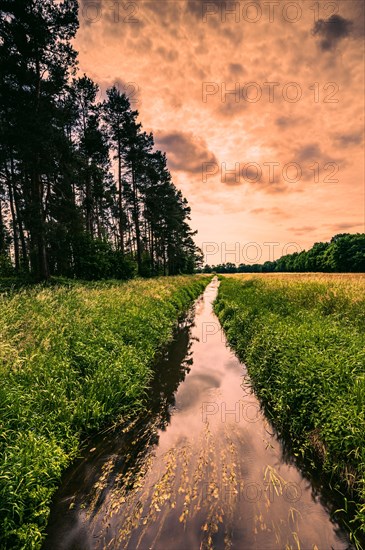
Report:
44,278,353,549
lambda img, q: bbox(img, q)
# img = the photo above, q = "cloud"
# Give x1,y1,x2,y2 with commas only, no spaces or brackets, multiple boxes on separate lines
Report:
295,143,322,162
213,99,248,119
185,0,205,18
155,46,179,62
334,132,363,148
294,142,340,164
250,207,292,219
142,1,186,29
79,0,102,8
78,0,102,27
228,63,246,77
154,130,218,174
312,15,353,51
275,116,304,129
287,226,316,235
250,207,265,214
186,1,222,20
258,183,289,195
324,222,364,231
288,143,346,183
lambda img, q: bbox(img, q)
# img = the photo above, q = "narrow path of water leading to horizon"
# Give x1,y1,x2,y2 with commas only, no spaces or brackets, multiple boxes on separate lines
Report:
44,278,353,550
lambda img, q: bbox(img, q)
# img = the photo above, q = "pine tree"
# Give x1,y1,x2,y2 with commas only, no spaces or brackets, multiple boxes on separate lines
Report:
0,0,79,279
103,86,134,254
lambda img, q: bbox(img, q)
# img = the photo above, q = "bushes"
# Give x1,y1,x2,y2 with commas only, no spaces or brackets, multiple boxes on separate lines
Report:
214,274,365,543
0,254,14,277
71,234,136,280
0,275,210,548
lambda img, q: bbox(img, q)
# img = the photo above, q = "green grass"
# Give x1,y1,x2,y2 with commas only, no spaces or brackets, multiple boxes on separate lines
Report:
214,274,365,546
0,275,211,549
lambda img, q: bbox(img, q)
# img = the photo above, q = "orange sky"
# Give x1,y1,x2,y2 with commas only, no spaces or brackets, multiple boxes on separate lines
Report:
75,0,364,264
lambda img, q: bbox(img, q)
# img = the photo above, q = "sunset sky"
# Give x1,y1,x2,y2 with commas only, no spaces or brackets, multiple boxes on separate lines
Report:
75,0,364,264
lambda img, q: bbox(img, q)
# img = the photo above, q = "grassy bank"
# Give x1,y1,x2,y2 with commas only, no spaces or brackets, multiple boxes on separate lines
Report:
214,274,365,545
0,275,210,549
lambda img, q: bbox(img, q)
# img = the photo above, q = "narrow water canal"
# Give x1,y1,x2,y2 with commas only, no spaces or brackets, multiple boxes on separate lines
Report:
44,278,353,549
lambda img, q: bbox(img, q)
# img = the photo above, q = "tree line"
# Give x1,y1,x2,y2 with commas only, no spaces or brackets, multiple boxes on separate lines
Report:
200,233,365,273
0,0,201,281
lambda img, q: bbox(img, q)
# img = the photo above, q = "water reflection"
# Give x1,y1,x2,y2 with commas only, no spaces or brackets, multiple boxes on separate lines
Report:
44,279,355,550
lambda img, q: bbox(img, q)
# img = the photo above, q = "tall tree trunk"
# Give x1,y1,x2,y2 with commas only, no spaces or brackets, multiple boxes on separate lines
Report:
3,161,19,269
96,201,102,239
131,166,142,275
7,179,20,271
0,198,6,255
30,168,49,280
150,223,155,273
29,48,49,280
13,177,28,270
163,241,167,276
117,138,124,253
127,212,134,255
85,171,93,236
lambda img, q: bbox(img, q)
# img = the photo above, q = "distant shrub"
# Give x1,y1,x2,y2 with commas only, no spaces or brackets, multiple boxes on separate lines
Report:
0,253,14,277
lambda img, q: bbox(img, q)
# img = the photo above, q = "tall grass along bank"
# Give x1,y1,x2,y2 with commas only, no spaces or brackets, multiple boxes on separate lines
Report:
0,275,210,549
214,274,365,546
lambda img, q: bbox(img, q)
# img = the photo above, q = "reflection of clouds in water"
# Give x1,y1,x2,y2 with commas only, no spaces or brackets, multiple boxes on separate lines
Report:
224,356,243,372
175,372,223,410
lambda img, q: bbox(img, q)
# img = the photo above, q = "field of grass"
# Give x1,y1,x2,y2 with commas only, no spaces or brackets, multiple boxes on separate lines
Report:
0,275,210,549
214,273,365,545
